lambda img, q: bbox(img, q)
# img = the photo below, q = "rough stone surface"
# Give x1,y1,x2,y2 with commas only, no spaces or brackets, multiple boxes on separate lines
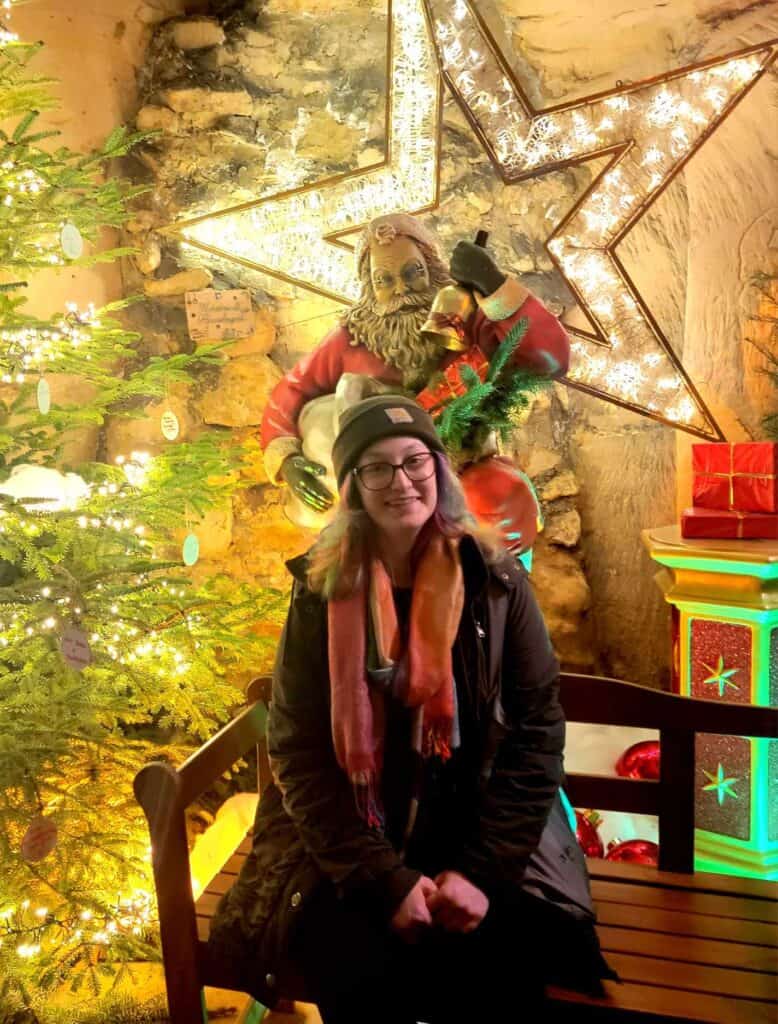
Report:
173,499,233,559
530,537,594,669
172,19,225,50
544,509,581,548
522,446,562,480
539,470,579,502
144,268,213,297
160,85,253,117
295,110,363,164
198,354,282,428
136,105,181,133
134,236,162,275
104,385,196,461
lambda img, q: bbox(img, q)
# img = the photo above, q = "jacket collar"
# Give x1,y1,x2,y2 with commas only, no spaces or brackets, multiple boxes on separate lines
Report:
285,532,518,593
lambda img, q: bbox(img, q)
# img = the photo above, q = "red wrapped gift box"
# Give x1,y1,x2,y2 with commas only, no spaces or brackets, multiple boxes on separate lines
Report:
681,507,778,540
692,441,778,514
416,344,489,412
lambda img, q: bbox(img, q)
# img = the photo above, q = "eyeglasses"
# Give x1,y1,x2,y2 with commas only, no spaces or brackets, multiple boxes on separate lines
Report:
353,451,435,491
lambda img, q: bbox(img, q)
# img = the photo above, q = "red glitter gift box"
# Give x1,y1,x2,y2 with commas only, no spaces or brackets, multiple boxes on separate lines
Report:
681,507,778,540
692,441,778,514
416,344,490,413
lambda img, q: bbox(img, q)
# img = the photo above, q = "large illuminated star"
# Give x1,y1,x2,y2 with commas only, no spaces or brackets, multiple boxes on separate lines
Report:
162,0,441,304
423,0,778,440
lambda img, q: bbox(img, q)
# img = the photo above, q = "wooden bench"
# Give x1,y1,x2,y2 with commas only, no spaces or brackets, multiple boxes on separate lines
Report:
134,673,778,1023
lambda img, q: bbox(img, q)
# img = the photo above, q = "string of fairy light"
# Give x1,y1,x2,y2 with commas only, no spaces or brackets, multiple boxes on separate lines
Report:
0,451,187,958
0,0,16,45
0,0,195,966
0,302,97,381
166,0,441,303
423,0,776,439
1,889,156,959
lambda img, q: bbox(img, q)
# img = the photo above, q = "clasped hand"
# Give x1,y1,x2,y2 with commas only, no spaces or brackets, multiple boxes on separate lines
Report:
390,871,489,942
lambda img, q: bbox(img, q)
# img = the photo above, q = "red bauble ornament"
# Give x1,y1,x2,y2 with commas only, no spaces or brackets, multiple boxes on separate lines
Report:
615,740,661,781
21,814,58,863
575,810,604,859
460,456,541,555
605,839,659,867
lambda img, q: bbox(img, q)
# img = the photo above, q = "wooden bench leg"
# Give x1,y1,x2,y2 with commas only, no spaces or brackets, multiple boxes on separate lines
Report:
166,985,208,1024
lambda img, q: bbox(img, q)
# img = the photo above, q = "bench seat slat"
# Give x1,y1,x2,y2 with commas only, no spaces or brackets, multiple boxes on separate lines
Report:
597,925,777,973
197,891,222,918
592,880,778,923
221,850,250,877
595,901,778,947
548,979,777,1024
204,873,237,897
194,884,778,955
604,951,778,1000
587,859,778,901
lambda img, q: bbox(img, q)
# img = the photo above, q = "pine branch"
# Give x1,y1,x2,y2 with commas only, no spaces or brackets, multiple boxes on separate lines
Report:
0,26,290,1006
435,316,548,454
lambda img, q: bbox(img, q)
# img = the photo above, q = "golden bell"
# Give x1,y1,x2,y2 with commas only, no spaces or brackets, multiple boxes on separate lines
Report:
420,284,477,352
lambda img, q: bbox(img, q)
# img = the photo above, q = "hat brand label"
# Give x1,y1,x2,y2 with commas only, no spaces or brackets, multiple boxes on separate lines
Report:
384,407,414,424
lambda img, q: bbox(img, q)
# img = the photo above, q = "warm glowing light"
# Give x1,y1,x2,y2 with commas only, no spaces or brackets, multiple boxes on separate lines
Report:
423,0,776,439
165,0,440,303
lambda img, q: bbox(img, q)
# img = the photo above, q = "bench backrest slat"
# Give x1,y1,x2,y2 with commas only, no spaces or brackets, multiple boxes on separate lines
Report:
559,673,777,874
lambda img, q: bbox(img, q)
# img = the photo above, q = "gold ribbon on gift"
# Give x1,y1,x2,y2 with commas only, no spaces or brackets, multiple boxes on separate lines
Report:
699,443,776,509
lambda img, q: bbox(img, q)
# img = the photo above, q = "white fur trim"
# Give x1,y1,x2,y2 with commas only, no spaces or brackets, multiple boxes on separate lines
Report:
476,276,530,321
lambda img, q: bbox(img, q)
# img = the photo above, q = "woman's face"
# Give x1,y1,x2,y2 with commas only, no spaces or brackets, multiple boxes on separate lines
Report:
354,435,438,539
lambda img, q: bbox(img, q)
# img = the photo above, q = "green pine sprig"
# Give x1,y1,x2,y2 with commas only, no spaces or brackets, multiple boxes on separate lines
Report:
435,317,550,454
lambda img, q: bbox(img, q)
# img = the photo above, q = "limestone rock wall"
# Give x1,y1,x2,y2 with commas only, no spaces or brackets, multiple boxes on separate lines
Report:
119,0,777,683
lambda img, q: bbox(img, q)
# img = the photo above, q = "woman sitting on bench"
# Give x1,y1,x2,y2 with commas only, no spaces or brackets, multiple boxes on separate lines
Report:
208,394,614,1022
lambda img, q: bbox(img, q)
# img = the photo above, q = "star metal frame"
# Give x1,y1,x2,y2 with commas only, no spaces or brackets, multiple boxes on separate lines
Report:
161,0,442,305
422,0,778,440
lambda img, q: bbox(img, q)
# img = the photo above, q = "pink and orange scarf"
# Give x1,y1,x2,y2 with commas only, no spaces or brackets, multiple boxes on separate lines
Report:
328,533,464,828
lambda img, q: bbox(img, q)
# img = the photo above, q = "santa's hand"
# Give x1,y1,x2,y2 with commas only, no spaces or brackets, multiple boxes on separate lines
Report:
427,870,489,933
280,455,334,512
450,240,506,297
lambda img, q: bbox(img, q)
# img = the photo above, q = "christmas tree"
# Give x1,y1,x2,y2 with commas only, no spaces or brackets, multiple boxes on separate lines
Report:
0,8,283,1018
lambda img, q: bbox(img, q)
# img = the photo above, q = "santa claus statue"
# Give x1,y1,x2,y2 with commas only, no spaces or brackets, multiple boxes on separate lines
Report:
261,212,570,530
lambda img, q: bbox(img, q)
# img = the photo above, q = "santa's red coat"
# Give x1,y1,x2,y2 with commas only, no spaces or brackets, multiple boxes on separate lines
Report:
261,289,569,457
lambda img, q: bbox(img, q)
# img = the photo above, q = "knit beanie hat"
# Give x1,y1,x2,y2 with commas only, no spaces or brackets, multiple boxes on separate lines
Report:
332,394,445,488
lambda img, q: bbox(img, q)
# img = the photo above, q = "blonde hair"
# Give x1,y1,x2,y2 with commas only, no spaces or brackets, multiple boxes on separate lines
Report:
307,451,503,599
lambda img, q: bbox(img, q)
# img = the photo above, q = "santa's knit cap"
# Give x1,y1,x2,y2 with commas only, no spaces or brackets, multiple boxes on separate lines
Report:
355,212,443,275
332,394,444,488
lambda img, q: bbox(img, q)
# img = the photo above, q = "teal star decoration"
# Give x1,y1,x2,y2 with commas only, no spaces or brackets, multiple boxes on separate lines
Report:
702,655,740,697
702,764,740,806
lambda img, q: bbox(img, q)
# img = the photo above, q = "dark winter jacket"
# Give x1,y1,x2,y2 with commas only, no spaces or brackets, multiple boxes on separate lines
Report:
208,534,570,1005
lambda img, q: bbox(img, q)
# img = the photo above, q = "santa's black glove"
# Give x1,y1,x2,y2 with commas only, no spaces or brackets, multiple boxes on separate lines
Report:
450,240,506,296
280,455,334,513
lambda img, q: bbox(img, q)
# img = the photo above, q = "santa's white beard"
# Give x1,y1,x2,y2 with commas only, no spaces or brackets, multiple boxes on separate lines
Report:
342,290,446,390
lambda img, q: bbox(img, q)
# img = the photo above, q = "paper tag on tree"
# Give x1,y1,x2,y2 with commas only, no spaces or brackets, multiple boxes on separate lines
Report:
182,533,200,566
61,624,92,670
37,378,50,415
185,288,253,343
60,222,84,260
21,814,58,862
160,409,180,441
